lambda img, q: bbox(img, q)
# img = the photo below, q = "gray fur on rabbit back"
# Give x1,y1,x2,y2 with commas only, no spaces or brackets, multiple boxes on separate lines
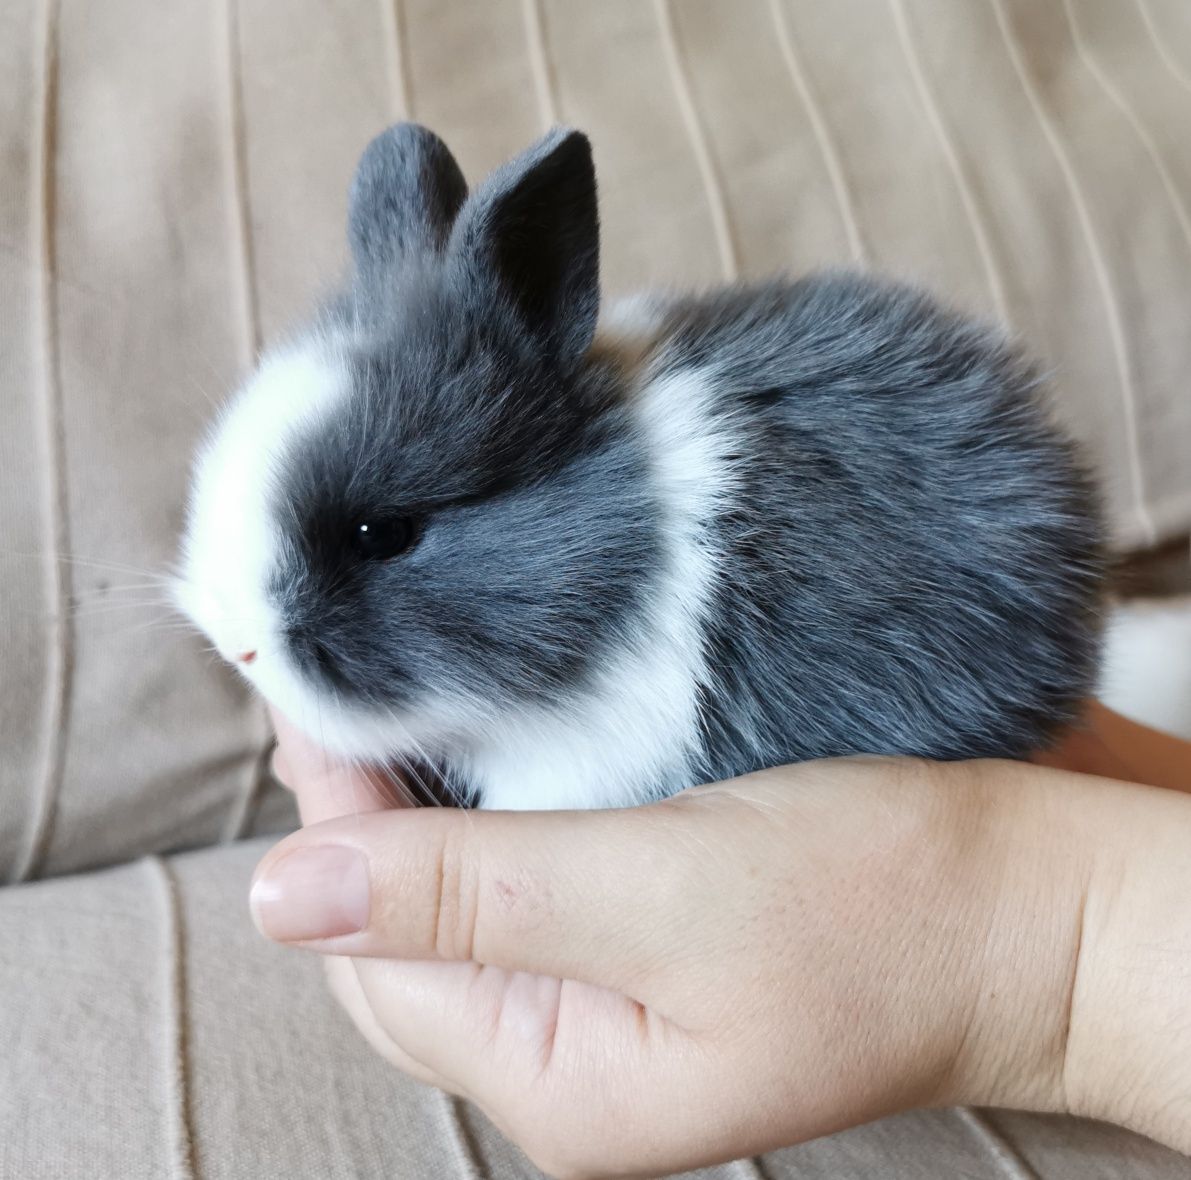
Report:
177,123,1103,810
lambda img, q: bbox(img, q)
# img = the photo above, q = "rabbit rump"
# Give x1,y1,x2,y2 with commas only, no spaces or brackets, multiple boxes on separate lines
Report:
176,124,1103,810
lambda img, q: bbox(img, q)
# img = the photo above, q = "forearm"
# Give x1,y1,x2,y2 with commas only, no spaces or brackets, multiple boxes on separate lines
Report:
1034,701,1191,795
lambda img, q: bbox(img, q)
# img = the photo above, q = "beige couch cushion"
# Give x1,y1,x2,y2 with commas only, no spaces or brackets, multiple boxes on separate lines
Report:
2,1,1190,878
2,837,1185,1178
4,6,1191,1172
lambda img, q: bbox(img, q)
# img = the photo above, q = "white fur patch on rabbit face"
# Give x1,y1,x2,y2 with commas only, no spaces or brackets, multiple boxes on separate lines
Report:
176,337,469,761
174,339,353,729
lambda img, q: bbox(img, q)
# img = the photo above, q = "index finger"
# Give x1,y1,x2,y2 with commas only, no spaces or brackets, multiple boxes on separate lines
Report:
269,707,414,825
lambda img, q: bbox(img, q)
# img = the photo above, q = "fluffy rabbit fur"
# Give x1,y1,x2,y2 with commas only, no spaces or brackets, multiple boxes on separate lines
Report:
176,124,1103,810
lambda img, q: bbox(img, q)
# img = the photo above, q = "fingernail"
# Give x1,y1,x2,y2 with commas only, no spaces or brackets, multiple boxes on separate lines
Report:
250,846,370,942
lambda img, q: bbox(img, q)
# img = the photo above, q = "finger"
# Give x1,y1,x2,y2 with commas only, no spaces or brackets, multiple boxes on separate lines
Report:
249,801,712,997
321,957,462,1096
349,957,706,1177
350,959,502,1093
268,706,413,824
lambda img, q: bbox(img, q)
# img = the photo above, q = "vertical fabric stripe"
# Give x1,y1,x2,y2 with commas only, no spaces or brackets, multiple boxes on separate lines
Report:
436,1091,486,1180
1134,0,1191,92
219,0,269,843
991,0,1156,545
1064,0,1191,258
729,1156,771,1179
956,1108,1043,1180
220,0,261,366
520,0,560,129
653,0,740,281
380,0,415,120
147,857,197,1180
766,0,868,265
890,0,1013,324
221,714,273,843
16,0,70,884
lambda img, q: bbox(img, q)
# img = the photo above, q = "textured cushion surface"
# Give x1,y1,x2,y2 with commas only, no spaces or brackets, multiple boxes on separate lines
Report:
3,0,1191,877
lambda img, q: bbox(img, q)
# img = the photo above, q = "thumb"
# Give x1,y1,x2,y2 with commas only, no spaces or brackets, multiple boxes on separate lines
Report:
249,800,703,996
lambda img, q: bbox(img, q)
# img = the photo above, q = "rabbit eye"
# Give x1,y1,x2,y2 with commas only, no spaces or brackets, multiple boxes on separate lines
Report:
353,515,417,561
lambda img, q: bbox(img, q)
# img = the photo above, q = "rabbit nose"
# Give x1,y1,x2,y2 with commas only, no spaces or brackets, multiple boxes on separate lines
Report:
236,650,258,665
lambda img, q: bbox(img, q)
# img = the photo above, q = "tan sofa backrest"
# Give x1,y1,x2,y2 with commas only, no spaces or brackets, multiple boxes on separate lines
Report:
3,0,1189,880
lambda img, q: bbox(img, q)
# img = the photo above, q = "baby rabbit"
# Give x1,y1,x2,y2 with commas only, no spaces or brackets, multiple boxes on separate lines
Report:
176,124,1102,810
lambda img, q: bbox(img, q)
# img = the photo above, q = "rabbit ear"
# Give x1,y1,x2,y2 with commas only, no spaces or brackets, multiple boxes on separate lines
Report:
348,123,467,279
450,128,599,367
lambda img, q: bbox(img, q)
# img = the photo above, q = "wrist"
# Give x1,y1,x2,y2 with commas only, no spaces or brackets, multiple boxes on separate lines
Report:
928,760,1090,1117
1061,775,1191,1152
937,761,1191,1154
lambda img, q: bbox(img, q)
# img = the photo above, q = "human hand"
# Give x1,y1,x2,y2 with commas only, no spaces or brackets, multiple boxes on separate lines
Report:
252,712,1191,1178
251,719,1181,1180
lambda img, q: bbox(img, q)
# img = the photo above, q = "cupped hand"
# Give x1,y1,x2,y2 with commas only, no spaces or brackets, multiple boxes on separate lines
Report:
254,710,1191,1178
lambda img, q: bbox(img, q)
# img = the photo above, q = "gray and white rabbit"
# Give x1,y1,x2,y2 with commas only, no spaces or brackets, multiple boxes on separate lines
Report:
175,124,1103,810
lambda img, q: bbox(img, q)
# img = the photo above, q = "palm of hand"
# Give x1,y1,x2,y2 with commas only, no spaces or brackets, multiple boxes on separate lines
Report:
261,726,1082,1178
